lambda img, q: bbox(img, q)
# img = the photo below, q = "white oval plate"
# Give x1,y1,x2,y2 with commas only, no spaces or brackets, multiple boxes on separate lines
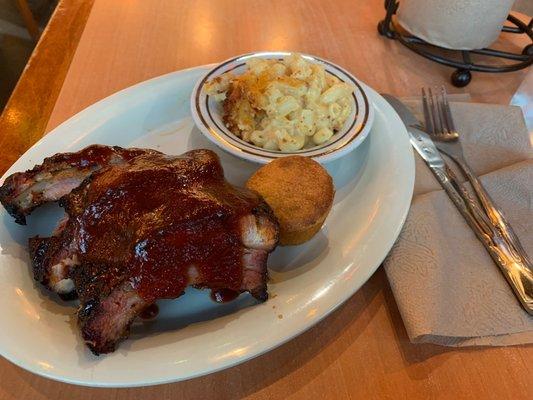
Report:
0,66,413,387
191,52,374,164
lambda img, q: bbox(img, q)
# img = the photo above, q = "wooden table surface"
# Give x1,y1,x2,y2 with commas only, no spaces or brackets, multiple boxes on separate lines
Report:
0,1,531,399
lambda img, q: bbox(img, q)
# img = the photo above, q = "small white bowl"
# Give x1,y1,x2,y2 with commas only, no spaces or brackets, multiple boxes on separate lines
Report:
190,52,374,164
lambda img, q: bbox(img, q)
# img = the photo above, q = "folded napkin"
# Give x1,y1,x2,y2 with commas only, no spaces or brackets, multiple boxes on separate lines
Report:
384,100,533,346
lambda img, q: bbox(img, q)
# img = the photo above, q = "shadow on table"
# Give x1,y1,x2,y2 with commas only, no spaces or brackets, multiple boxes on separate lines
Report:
170,269,383,399
380,272,533,381
13,265,383,399
381,272,455,377
16,268,531,399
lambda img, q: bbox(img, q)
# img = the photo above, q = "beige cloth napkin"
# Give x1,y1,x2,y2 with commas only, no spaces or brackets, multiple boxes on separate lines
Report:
384,100,533,346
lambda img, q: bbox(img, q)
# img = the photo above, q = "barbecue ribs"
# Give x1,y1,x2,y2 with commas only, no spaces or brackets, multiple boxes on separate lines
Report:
0,145,279,354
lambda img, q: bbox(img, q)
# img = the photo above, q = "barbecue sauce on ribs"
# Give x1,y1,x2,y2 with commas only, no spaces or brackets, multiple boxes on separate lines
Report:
0,146,279,354
66,151,264,303
46,145,150,169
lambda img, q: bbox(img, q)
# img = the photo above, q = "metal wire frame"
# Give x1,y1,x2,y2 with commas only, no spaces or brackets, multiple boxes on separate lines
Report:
377,0,533,86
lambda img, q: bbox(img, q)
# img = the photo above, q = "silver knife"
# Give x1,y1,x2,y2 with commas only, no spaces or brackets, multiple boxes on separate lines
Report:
383,94,533,315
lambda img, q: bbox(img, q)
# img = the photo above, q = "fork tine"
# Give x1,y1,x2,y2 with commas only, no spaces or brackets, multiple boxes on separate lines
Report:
440,86,457,133
428,87,443,135
436,89,449,134
421,88,435,134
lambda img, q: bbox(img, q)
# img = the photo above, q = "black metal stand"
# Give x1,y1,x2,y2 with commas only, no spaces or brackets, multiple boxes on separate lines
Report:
378,0,533,87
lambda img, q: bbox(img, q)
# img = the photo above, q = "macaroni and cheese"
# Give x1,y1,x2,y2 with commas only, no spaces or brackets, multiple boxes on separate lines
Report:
205,54,355,152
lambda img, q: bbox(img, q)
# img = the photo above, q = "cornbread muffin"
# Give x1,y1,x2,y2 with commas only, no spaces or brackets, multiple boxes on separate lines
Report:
246,156,334,245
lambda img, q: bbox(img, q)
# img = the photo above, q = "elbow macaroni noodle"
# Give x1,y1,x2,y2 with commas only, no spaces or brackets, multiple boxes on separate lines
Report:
205,54,355,152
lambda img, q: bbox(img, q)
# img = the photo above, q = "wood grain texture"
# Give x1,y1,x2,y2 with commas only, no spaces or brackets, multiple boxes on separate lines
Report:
0,1,532,399
0,0,94,176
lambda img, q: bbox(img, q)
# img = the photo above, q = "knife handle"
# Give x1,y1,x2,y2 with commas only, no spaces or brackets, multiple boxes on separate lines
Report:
455,158,532,267
431,165,533,315
431,165,489,237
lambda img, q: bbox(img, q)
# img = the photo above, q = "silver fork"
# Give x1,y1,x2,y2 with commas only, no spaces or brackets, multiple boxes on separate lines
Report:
422,86,532,267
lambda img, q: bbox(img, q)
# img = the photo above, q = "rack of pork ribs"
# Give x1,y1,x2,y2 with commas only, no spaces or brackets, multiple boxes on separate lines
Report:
0,145,279,354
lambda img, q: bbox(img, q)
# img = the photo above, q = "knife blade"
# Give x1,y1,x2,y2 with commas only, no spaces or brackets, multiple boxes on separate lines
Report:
383,94,480,226
383,94,533,314
381,94,444,167
382,94,419,127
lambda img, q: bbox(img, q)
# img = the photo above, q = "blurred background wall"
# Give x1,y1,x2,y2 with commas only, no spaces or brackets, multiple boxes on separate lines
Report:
0,0,57,109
